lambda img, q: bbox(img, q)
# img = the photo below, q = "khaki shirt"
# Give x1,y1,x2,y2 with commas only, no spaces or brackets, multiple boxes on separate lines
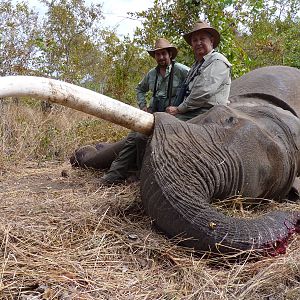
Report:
177,50,232,113
136,62,190,111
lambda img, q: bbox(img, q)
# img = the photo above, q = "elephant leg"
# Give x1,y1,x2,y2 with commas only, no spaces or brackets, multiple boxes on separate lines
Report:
70,138,126,170
135,132,149,173
95,142,112,150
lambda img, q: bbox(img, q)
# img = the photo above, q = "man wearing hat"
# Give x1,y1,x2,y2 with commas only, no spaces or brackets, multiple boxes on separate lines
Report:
137,38,190,113
166,21,232,121
100,38,189,185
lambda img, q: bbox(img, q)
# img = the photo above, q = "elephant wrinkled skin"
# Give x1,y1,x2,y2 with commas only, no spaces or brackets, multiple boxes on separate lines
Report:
140,66,300,255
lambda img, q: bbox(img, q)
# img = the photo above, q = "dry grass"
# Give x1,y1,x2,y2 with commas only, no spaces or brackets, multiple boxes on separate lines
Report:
1,100,300,300
0,100,128,166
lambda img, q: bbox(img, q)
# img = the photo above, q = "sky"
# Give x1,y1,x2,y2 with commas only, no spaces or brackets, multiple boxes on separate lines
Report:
100,0,154,36
24,0,155,37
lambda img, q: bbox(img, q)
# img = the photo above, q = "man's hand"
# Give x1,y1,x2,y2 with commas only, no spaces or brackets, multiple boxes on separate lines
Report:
166,106,179,115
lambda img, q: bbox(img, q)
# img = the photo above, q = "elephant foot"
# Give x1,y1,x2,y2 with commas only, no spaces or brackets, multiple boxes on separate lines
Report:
69,145,98,169
70,138,127,170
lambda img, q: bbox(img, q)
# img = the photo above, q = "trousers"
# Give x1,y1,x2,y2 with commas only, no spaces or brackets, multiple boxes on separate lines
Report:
106,107,210,180
106,131,148,179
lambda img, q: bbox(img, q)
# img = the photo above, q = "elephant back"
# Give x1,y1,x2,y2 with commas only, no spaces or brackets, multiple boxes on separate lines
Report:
229,66,300,117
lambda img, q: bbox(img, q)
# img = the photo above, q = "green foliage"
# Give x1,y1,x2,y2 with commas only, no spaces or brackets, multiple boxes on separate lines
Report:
97,32,153,105
132,0,300,77
37,0,104,84
282,18,300,68
0,0,41,76
0,0,299,115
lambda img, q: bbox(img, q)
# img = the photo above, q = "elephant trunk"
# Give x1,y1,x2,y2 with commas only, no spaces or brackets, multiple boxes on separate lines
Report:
141,112,300,255
0,76,154,135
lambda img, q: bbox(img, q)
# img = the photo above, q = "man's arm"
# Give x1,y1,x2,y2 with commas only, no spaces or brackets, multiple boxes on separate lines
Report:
175,62,190,78
165,63,190,113
136,73,150,110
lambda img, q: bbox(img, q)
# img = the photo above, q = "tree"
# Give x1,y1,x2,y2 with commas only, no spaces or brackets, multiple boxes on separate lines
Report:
131,0,300,78
240,1,300,69
0,0,41,76
94,31,153,105
131,0,251,77
38,0,104,84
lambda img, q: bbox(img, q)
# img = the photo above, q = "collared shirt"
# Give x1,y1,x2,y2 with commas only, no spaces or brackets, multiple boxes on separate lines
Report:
177,50,232,113
136,62,190,111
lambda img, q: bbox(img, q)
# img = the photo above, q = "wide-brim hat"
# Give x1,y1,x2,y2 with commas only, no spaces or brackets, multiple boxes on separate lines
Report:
183,21,220,48
147,38,178,59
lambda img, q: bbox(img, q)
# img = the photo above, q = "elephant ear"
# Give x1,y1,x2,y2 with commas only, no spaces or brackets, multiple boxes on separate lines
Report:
229,66,300,117
140,111,300,255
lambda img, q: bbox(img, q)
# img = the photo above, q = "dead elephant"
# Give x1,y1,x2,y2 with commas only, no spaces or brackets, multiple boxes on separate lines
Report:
1,65,300,256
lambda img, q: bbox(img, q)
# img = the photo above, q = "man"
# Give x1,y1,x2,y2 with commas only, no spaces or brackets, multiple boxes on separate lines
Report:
137,38,190,112
101,38,189,185
167,21,232,121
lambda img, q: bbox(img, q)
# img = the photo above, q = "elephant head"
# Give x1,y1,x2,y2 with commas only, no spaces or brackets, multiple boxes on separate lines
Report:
141,105,300,255
1,66,300,256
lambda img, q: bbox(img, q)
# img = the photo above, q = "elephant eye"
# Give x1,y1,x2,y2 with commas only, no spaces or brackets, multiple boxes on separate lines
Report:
227,116,234,123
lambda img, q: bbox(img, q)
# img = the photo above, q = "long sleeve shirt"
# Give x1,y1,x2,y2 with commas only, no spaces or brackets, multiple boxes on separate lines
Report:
177,50,232,113
136,62,190,111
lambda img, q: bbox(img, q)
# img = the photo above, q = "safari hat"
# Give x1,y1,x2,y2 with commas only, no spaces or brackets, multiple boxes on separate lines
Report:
183,21,220,48
147,38,178,59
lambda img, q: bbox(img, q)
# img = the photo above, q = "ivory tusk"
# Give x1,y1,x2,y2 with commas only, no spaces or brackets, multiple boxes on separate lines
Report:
0,76,154,135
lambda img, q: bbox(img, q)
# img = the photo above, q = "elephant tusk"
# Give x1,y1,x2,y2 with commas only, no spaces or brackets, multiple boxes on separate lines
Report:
0,76,154,135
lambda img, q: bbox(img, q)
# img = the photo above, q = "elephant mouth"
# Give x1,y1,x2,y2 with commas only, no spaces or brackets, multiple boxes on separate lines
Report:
264,219,300,256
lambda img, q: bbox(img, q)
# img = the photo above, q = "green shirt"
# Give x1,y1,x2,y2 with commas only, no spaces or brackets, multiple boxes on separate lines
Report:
136,62,190,111
177,50,232,113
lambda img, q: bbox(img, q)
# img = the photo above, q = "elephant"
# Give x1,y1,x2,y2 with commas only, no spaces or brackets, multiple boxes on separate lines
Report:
0,66,299,256
140,66,300,255
141,107,300,255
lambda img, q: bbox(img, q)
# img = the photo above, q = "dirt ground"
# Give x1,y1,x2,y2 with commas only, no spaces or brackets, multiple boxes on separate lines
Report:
0,161,152,299
1,161,300,300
